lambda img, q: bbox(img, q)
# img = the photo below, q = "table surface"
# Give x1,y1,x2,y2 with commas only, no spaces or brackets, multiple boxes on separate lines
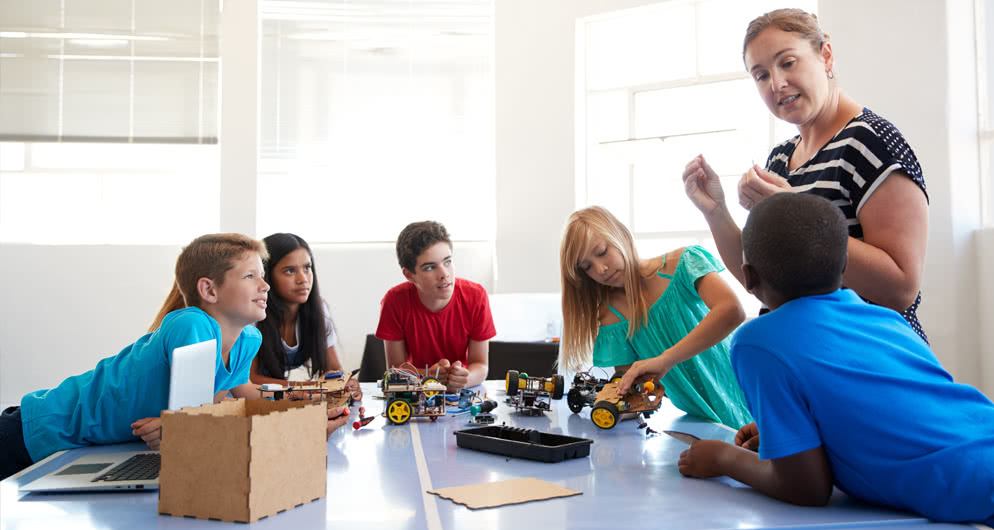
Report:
0,380,982,530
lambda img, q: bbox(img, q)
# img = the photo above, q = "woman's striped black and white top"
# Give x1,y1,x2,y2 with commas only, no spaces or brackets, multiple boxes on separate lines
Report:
765,108,930,343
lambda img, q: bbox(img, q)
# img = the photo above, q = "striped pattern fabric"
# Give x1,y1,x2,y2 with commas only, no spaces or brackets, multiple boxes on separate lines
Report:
765,108,929,343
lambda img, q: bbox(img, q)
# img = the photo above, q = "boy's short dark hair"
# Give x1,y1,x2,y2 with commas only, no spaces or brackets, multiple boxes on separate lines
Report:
396,221,451,271
742,193,848,299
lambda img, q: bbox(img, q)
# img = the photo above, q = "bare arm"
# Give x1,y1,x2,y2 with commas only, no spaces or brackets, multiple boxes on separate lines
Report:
843,174,928,311
384,339,409,369
618,272,745,393
325,344,344,372
464,340,490,388
249,356,289,386
228,383,261,400
680,440,834,506
683,156,748,287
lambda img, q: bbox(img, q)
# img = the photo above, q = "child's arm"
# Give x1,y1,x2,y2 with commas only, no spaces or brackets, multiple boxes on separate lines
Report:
618,272,744,393
131,417,162,450
385,339,452,383
228,383,262,400
447,340,488,391
249,356,289,386
325,344,344,372
679,439,833,506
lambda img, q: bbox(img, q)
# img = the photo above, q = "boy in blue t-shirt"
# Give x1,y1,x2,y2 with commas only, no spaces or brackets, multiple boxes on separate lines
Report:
677,193,994,525
0,234,351,481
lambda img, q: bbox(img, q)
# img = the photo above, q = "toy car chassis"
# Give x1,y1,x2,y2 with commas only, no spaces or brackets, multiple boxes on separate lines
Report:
257,368,362,409
566,370,621,414
504,370,564,415
589,380,665,429
381,369,447,425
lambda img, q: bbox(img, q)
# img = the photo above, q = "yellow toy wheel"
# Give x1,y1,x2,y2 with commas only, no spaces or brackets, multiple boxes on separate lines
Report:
386,398,412,425
591,401,620,430
421,377,441,398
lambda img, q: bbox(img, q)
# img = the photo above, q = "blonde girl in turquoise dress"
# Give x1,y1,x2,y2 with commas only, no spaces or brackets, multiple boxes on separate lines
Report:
560,206,753,428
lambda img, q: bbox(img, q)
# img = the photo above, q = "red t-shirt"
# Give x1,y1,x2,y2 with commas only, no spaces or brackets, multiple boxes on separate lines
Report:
375,278,497,368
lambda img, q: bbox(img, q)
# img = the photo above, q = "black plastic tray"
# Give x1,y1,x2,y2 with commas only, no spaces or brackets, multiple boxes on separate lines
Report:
454,425,593,463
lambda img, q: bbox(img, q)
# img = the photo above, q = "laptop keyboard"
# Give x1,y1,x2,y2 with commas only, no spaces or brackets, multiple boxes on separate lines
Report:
91,453,160,482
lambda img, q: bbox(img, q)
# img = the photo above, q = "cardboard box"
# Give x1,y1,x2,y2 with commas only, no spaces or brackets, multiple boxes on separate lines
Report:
158,399,327,523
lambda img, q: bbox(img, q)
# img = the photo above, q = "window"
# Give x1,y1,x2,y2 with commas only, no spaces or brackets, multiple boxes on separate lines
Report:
980,0,994,224
0,142,218,244
257,0,495,242
578,0,816,314
0,0,220,244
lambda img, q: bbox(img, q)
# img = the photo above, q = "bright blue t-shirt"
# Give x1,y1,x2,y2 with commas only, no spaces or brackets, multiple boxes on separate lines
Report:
731,289,994,524
19,307,261,462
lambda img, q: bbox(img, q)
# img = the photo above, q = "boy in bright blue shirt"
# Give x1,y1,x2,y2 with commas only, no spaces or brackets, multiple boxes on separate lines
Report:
0,233,350,481
677,193,994,525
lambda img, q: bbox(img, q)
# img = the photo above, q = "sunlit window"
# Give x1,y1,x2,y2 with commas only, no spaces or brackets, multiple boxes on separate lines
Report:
980,0,994,224
256,0,495,242
0,0,220,244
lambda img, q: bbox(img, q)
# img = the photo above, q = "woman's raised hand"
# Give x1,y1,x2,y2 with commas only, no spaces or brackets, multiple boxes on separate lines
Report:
683,155,727,216
737,164,792,210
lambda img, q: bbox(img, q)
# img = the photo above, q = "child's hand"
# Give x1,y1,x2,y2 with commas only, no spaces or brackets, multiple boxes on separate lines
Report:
446,361,470,392
678,439,734,478
616,356,671,396
131,417,162,450
426,359,451,384
326,406,350,438
738,164,791,210
682,155,726,216
345,378,362,399
734,422,760,451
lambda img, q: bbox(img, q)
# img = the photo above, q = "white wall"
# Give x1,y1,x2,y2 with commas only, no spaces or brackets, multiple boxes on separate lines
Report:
0,243,494,407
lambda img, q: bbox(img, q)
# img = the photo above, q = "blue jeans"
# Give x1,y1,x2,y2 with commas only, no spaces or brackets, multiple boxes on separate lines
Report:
0,406,34,481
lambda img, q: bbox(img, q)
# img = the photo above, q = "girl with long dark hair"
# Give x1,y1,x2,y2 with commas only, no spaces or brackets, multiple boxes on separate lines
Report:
250,233,345,385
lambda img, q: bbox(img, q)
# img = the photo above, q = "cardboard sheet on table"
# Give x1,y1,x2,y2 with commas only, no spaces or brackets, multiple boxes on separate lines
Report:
427,477,581,509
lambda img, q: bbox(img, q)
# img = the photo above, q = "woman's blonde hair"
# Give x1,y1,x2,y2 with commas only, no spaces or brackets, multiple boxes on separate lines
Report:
559,206,649,372
742,8,828,64
148,233,268,332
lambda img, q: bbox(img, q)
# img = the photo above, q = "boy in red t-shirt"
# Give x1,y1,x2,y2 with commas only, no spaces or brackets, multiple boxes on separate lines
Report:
376,221,496,392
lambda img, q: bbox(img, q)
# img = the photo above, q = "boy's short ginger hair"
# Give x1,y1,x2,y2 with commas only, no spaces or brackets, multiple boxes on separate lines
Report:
742,193,847,299
175,233,269,307
396,221,451,271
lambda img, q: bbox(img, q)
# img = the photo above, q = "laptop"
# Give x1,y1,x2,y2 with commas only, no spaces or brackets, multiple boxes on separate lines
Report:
19,339,217,493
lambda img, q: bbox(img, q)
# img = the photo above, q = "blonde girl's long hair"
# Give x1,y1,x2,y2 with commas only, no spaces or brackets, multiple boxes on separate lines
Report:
559,206,649,372
148,233,269,332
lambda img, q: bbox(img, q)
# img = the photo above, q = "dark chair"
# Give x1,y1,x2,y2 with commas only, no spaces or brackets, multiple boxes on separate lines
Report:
358,334,387,383
486,340,560,380
359,335,560,382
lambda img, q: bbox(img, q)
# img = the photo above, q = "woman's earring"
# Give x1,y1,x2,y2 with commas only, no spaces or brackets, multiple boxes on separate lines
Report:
827,69,835,79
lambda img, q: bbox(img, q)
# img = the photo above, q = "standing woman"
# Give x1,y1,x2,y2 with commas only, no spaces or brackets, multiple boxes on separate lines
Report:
250,233,347,385
683,8,929,342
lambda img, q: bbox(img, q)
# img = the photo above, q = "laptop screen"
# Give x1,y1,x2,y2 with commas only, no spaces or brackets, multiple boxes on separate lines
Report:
168,339,217,410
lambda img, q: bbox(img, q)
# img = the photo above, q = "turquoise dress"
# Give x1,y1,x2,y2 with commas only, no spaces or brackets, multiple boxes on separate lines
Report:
593,245,753,429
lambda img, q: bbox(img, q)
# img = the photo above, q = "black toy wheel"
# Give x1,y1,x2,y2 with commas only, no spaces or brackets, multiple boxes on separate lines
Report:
552,375,565,400
505,370,520,396
566,388,585,413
